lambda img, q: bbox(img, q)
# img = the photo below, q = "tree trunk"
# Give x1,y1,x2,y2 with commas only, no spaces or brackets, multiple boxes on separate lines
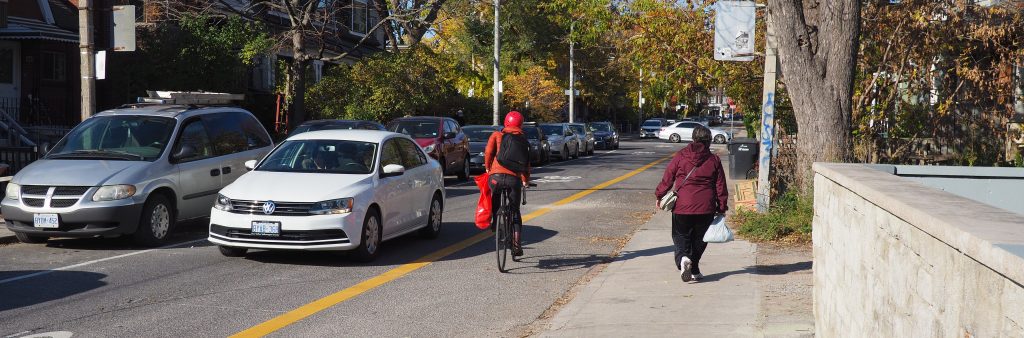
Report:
288,30,309,130
768,0,860,193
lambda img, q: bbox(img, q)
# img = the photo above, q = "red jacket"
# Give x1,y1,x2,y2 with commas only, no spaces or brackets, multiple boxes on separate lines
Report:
484,127,530,182
655,142,729,215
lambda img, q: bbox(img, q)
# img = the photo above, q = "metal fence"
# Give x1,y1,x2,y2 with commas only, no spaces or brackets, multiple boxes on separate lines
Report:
0,146,40,176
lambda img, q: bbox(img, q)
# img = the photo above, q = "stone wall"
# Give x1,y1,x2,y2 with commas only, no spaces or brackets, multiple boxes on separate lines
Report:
813,163,1024,337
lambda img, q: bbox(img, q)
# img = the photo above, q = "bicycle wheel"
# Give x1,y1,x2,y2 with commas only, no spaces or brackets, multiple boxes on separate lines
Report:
511,216,523,262
495,205,510,273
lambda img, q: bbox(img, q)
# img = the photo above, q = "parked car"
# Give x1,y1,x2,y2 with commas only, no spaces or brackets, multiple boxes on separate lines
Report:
568,123,595,156
522,124,551,165
590,122,620,150
208,130,445,261
387,116,470,180
463,125,501,173
658,121,732,144
539,124,580,160
2,104,274,246
640,119,668,139
288,120,385,138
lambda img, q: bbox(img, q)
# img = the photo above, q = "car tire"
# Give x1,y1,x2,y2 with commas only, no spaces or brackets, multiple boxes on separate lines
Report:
457,157,470,181
562,146,569,161
715,135,726,144
14,232,48,244
218,245,248,257
572,145,579,159
352,209,382,262
669,134,681,143
418,193,443,239
133,194,174,247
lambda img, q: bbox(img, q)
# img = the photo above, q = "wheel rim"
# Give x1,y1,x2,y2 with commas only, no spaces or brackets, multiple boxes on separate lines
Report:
150,204,170,239
715,135,725,144
365,216,380,254
430,199,442,232
671,134,679,143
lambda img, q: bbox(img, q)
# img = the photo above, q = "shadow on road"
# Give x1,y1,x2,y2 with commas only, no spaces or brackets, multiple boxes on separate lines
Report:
30,219,210,251
439,224,559,263
0,270,107,311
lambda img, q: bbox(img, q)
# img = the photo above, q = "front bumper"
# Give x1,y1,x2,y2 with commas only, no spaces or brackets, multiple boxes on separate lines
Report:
208,208,361,251
469,154,486,172
595,137,617,149
640,130,660,138
2,198,145,238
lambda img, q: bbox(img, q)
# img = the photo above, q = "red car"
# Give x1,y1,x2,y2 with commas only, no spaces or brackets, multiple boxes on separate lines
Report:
387,116,471,180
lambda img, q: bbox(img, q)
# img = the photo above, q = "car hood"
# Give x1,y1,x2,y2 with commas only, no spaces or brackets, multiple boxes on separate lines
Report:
469,142,487,154
593,131,614,137
413,138,439,148
14,159,149,186
221,171,374,202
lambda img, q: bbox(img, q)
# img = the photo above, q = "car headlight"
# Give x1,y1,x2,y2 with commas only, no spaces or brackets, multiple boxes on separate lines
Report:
310,198,354,215
214,194,232,211
423,144,436,154
6,183,19,200
92,185,137,201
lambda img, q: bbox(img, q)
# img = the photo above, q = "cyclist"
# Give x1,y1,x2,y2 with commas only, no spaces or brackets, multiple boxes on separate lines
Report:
484,111,531,257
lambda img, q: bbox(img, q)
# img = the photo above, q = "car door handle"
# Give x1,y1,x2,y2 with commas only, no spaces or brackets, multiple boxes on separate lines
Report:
210,169,221,177
222,167,232,175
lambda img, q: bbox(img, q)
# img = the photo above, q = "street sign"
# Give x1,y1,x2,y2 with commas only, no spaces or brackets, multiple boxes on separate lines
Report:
112,6,136,51
714,1,756,61
96,51,106,80
564,89,580,95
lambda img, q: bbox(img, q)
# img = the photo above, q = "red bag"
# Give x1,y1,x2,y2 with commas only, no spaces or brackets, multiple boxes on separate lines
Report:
474,173,492,229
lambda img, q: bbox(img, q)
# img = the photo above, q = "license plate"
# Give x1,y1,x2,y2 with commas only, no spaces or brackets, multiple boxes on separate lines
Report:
33,213,59,228
251,221,281,236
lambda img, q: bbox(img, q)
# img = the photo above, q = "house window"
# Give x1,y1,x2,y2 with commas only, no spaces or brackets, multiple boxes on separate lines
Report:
42,52,66,82
351,0,368,35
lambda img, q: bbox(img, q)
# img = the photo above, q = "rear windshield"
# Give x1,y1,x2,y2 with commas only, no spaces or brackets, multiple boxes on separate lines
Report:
289,122,359,137
388,121,440,139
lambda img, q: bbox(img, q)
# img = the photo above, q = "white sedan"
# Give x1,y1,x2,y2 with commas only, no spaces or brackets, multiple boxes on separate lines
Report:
208,130,445,262
658,121,732,144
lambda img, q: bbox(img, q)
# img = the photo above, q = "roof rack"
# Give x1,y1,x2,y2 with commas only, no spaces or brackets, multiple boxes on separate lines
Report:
136,91,244,105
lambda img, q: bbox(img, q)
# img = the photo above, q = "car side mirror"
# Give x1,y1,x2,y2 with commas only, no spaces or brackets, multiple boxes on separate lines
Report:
382,164,406,178
244,160,257,171
444,132,458,139
171,145,196,162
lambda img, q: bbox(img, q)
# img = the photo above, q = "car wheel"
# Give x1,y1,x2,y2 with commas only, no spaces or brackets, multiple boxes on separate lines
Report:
14,232,48,244
218,245,248,257
669,134,681,143
133,194,174,247
562,146,569,161
572,145,579,159
714,135,726,144
353,209,382,262
457,157,470,181
419,193,443,239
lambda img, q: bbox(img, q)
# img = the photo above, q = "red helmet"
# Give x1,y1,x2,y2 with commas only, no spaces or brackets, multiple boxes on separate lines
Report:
504,111,524,128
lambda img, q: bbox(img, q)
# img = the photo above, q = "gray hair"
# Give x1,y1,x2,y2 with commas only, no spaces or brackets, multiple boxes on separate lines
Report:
692,125,712,145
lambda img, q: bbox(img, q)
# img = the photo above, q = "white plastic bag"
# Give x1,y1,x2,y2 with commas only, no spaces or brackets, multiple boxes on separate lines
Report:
703,215,733,243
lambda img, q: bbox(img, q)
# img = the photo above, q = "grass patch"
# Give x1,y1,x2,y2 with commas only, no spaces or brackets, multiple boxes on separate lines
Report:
733,192,813,242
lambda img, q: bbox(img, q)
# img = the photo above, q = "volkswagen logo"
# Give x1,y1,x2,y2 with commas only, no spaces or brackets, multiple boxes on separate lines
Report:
262,201,276,215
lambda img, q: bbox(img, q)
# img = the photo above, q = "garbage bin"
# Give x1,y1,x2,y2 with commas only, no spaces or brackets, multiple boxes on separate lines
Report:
728,138,759,180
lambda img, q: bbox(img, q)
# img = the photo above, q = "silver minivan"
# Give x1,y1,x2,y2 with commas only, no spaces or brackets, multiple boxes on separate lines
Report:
1,105,273,246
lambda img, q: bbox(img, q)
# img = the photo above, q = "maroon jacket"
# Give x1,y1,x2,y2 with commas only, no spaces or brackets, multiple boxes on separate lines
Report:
655,142,729,215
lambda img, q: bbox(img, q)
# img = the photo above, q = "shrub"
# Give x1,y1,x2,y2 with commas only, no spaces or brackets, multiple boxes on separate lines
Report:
733,192,813,242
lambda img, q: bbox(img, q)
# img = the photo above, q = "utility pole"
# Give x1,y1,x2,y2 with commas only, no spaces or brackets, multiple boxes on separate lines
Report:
638,68,643,134
757,6,778,212
492,0,501,126
569,21,576,123
79,0,96,120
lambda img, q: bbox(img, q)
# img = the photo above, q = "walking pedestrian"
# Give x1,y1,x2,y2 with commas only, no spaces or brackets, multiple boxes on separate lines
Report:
655,125,729,282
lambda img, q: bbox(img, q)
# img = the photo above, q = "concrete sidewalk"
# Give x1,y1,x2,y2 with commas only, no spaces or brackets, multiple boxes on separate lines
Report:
538,211,760,337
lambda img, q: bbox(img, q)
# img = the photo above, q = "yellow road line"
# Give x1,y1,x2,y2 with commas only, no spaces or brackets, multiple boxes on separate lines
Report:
230,155,672,338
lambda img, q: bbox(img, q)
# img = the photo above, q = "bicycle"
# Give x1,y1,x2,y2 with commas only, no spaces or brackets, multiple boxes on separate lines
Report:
494,181,535,273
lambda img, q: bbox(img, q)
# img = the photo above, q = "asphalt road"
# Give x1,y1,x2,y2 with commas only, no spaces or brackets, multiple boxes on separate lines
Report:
0,138,727,338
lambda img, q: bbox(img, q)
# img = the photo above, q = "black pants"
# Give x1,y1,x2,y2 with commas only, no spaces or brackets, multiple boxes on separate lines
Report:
672,213,714,274
489,174,523,231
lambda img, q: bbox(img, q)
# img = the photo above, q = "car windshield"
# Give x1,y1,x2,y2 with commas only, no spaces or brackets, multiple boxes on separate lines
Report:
569,125,585,135
540,125,563,136
591,124,612,132
643,120,662,127
257,140,377,174
46,115,176,161
289,122,358,137
523,127,541,140
463,127,497,142
388,121,439,139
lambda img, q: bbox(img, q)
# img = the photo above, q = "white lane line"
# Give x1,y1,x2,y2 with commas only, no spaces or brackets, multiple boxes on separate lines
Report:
0,238,209,285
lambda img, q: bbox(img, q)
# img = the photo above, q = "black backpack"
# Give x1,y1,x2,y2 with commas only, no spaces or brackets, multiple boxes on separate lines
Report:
496,132,530,174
